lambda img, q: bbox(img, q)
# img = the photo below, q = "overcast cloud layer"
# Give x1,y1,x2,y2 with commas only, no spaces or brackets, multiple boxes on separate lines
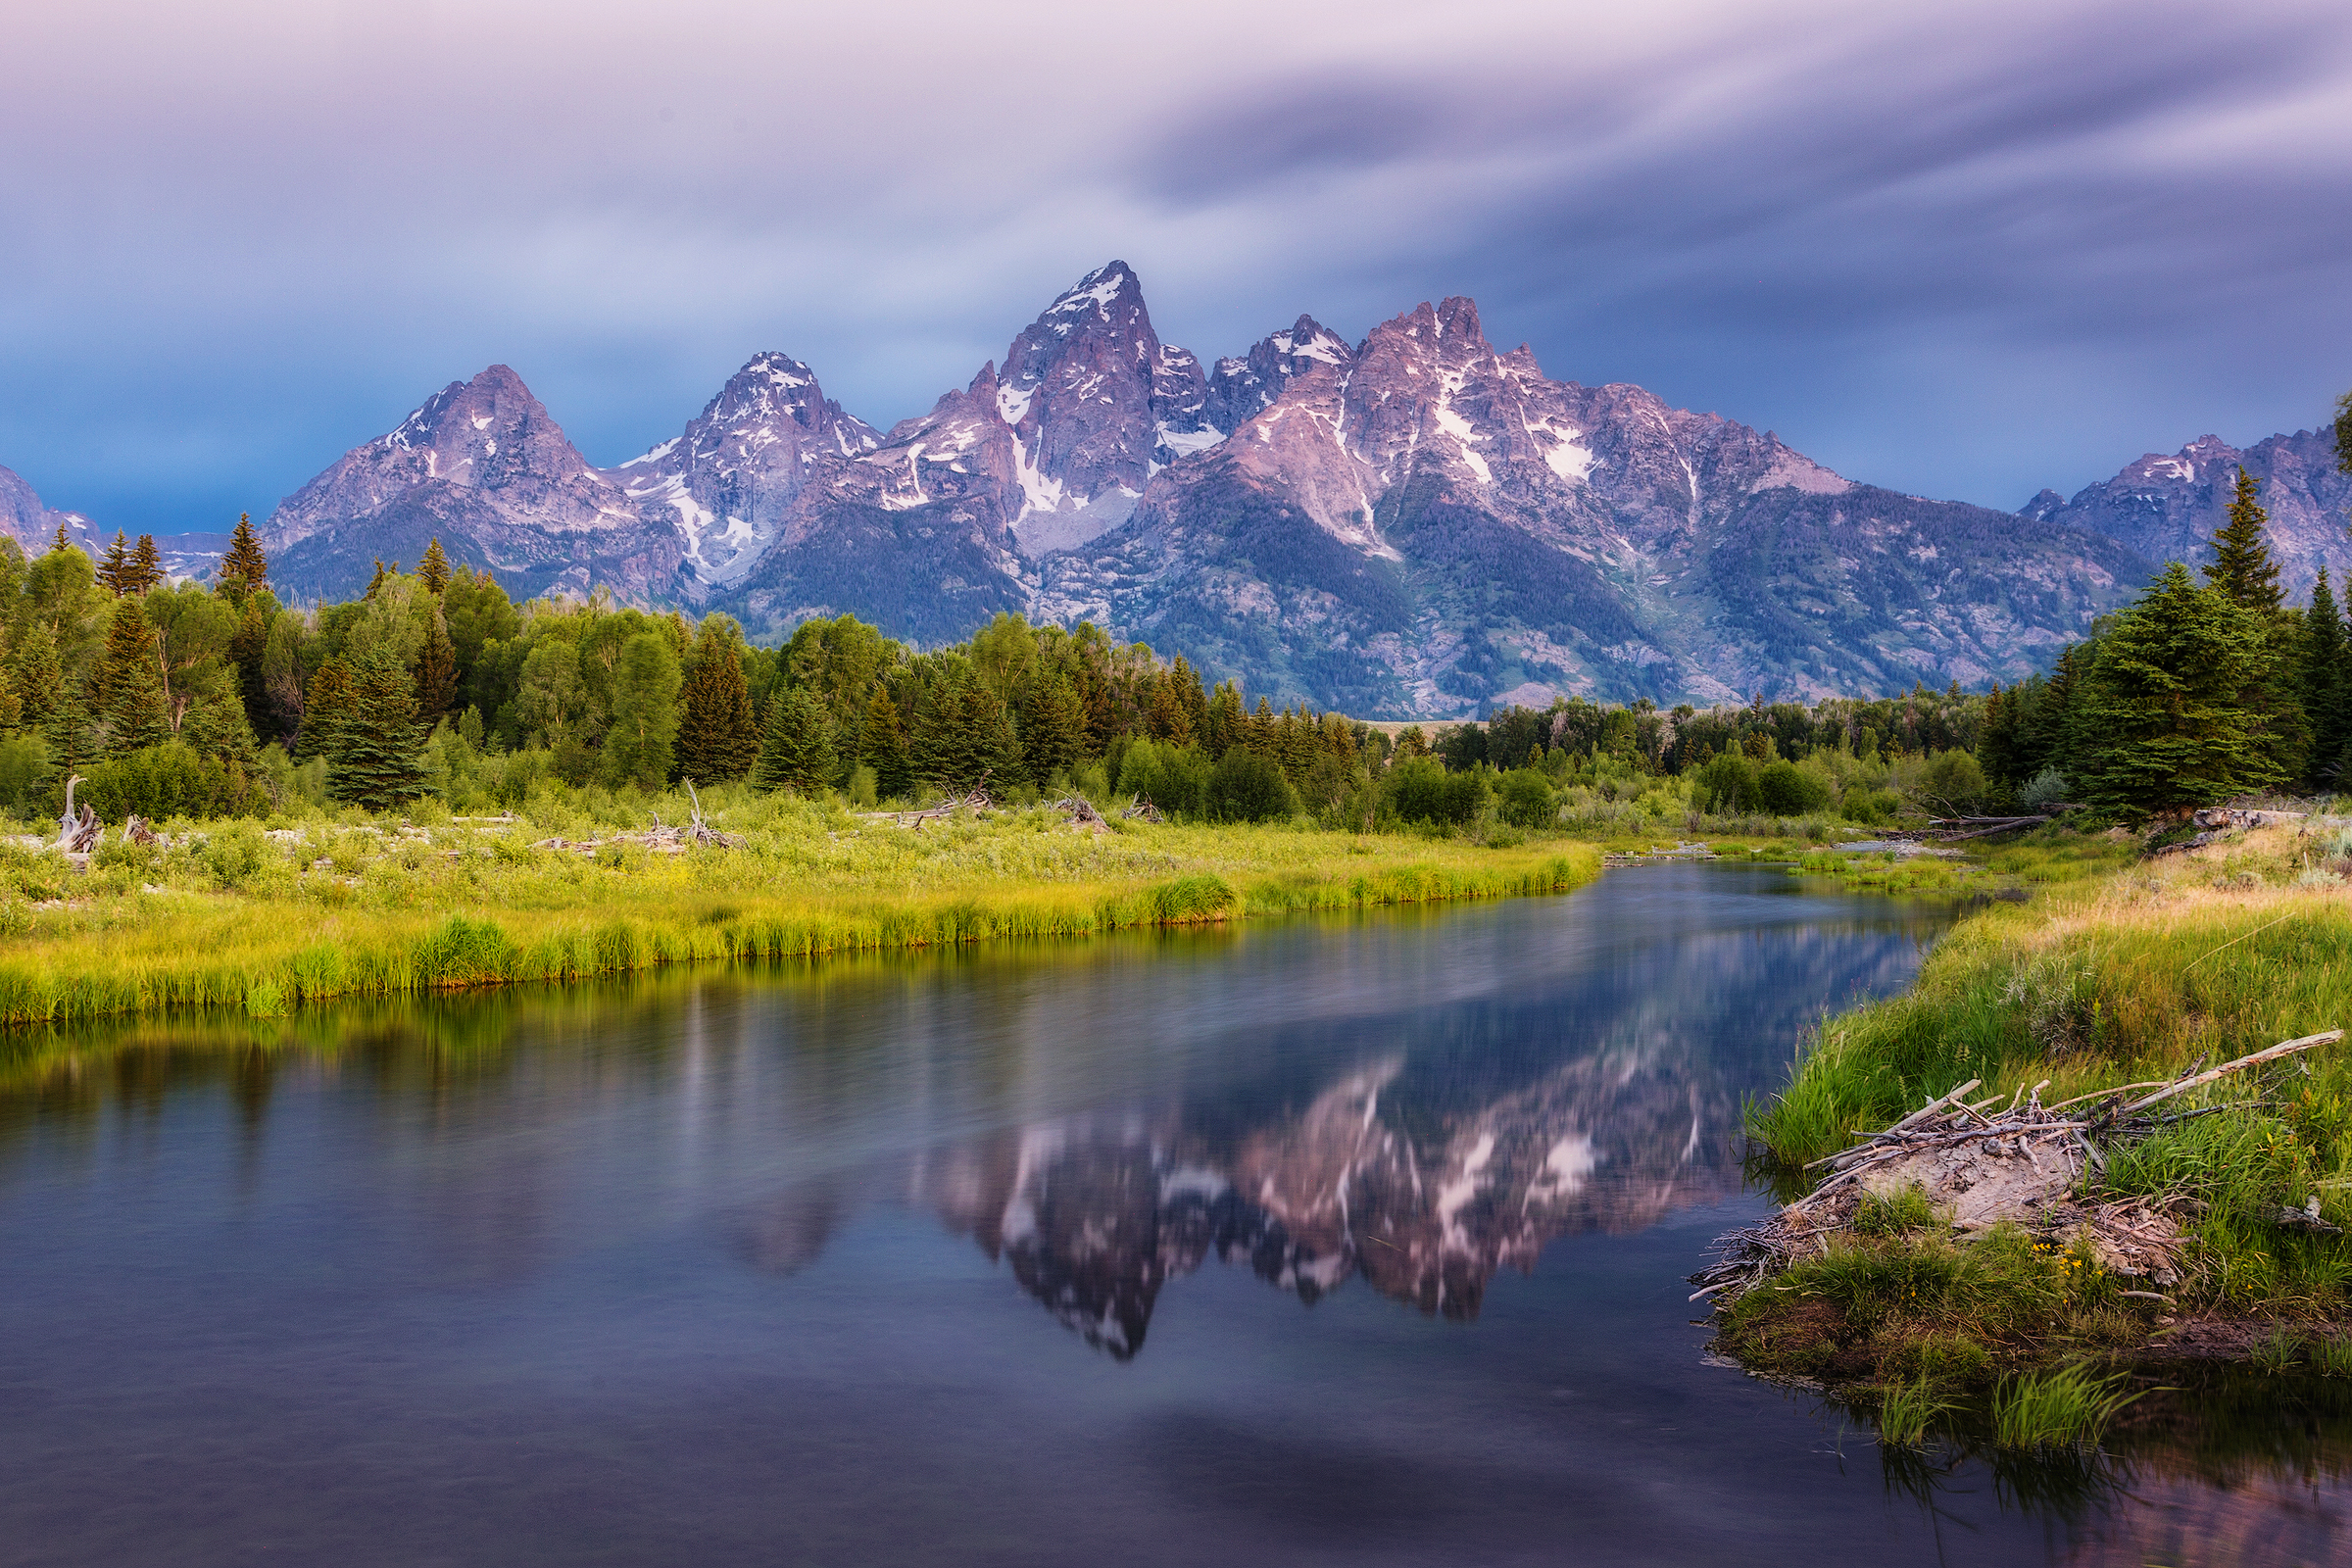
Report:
4,0,2349,533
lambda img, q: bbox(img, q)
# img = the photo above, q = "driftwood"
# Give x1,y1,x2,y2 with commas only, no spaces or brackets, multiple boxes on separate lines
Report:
1692,1029,2343,1305
680,780,738,848
1119,795,1164,823
894,790,994,831
56,775,99,854
122,815,158,846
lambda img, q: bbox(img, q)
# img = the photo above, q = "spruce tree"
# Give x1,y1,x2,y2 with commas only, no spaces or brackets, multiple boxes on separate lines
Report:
1977,686,2019,785
97,532,134,596
675,621,760,783
957,681,1022,789
2307,566,2348,784
89,597,170,755
129,534,164,593
2206,466,2284,615
297,658,358,760
327,653,426,810
1148,675,1194,746
416,606,459,722
418,537,451,597
228,594,273,738
2077,564,2284,810
10,622,62,749
50,523,70,555
1022,676,1083,783
217,513,270,603
859,689,913,799
601,631,680,790
752,687,836,794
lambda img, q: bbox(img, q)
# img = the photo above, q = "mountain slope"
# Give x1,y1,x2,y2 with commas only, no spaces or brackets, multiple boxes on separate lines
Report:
0,465,101,556
266,365,680,604
1036,298,2148,712
614,352,880,599
2023,428,2350,598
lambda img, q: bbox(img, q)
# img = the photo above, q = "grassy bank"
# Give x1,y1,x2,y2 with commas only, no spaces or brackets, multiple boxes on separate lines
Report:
1727,816,2352,1419
0,782,1600,1028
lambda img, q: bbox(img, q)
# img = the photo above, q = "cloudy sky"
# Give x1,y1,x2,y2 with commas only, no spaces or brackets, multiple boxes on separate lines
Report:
5,0,2349,533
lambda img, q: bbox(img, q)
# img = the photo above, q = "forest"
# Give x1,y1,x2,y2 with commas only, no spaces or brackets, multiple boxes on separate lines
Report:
9,447,2343,843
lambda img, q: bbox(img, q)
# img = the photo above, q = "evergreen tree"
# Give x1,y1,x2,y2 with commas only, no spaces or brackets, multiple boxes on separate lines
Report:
217,513,270,603
129,534,164,593
2076,564,2285,810
956,680,1023,789
1022,676,1083,783
2025,647,2081,782
50,523,70,555
228,594,273,737
416,605,459,722
2206,466,2284,615
1203,680,1245,758
89,597,171,755
327,653,427,810
753,687,836,794
97,532,134,596
297,658,358,761
417,537,451,597
10,622,62,753
858,689,913,799
1148,675,1194,746
675,619,760,783
2307,566,2348,784
1976,685,2020,785
601,631,681,789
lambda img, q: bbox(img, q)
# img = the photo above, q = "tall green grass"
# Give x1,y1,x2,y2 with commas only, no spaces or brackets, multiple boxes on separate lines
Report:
0,818,1600,1029
1991,1365,2142,1450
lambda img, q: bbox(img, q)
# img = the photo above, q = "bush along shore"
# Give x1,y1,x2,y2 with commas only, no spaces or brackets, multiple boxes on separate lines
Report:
1712,811,2352,1448
0,782,1601,1029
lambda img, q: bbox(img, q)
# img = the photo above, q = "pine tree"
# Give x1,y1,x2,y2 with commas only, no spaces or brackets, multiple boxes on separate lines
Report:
2307,566,2348,785
2077,564,2285,810
129,534,164,593
675,621,760,783
228,595,273,738
97,532,134,596
1147,675,1193,746
297,658,358,761
10,622,62,748
416,605,459,722
50,523,70,555
366,560,392,599
418,537,451,597
601,631,681,789
1977,686,2019,785
752,687,836,794
858,689,913,799
2206,466,2284,615
1203,680,1245,759
89,597,171,755
1022,676,1083,783
327,653,426,810
217,513,270,603
956,681,1022,789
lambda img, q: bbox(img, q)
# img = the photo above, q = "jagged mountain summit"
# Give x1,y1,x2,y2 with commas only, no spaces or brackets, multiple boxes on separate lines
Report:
615,351,880,595
0,464,100,556
2023,428,2350,599
255,263,2171,710
266,365,680,604
1036,296,2148,710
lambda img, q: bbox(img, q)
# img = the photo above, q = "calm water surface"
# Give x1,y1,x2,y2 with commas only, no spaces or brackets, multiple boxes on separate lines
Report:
2,863,2346,1565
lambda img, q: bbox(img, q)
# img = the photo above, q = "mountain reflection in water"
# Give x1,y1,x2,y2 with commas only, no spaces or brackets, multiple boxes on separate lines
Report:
21,865,2341,1566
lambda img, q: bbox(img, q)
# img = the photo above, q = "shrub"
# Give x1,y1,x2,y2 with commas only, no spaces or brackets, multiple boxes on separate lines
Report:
1207,748,1297,822
0,732,50,814
2020,766,2070,812
1494,768,1556,828
1756,760,1833,815
196,820,272,890
1913,750,1988,815
82,741,262,821
1842,788,1903,825
1693,754,1760,813
1384,758,1489,825
1116,739,1211,818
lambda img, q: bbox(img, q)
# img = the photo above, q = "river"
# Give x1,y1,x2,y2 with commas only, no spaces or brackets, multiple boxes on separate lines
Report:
1,862,2345,1565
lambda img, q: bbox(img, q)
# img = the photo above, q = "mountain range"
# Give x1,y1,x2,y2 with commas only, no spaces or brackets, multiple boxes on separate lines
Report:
5,262,2344,713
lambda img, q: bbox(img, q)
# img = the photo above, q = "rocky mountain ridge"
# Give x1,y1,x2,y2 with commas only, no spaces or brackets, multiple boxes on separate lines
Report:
0,464,100,557
216,260,2346,711
2023,427,2350,599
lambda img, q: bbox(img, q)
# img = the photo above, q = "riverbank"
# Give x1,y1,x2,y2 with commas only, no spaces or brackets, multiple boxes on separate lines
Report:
0,788,1602,1028
1722,815,2352,1423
